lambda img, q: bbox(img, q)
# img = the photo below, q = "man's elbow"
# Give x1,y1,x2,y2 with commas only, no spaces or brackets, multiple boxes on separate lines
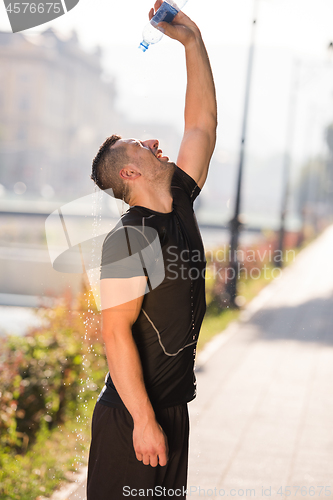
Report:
102,325,116,346
209,123,217,153
101,320,122,342
204,112,217,141
211,109,218,132
101,321,133,345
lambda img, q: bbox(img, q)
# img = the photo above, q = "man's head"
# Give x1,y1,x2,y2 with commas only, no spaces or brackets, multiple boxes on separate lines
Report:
91,135,175,204
91,134,130,201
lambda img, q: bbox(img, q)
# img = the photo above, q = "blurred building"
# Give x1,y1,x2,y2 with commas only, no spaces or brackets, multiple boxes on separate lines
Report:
0,28,122,197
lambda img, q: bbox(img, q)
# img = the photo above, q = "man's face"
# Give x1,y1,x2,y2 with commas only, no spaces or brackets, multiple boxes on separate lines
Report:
112,138,176,194
114,138,171,168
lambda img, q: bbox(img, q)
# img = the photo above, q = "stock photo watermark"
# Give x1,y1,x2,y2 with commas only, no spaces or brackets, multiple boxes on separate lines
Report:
123,484,332,497
166,245,295,283
3,0,81,33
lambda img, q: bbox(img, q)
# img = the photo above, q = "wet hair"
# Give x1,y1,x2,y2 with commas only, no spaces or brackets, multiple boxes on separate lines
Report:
91,134,130,202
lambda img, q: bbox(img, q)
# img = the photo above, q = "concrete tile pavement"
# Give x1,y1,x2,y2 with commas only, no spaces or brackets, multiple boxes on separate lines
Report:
54,225,333,499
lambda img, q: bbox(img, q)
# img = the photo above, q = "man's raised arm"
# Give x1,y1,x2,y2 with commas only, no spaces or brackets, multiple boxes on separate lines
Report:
155,1,217,189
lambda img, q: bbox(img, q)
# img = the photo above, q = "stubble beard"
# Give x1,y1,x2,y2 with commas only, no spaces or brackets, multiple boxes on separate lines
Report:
148,156,176,193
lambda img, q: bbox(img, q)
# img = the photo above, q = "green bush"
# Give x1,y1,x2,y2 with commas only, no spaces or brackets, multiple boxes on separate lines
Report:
0,284,106,463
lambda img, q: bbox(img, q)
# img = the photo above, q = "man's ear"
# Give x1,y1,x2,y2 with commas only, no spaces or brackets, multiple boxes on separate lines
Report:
119,164,141,180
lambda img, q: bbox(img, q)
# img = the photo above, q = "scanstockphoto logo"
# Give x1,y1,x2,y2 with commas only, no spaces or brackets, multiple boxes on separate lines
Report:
3,0,80,33
45,189,164,311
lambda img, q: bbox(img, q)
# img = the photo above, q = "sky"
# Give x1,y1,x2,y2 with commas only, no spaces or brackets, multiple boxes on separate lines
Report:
1,0,333,172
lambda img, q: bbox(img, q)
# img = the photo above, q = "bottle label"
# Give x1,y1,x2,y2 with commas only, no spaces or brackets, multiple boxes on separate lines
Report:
150,2,179,28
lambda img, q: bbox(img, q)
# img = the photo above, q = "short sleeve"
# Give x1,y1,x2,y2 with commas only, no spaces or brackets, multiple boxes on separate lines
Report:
100,225,164,288
171,166,201,204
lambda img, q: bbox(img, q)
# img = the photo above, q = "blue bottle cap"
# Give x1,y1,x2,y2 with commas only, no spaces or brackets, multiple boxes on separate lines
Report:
138,41,149,52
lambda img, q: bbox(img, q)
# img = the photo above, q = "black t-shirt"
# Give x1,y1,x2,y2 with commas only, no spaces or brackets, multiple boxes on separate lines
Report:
97,166,206,410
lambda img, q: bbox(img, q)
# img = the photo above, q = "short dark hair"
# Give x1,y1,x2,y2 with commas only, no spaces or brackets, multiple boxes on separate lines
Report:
91,134,130,201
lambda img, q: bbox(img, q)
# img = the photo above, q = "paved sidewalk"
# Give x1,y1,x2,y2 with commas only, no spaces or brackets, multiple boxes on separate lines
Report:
188,225,333,499
58,225,333,499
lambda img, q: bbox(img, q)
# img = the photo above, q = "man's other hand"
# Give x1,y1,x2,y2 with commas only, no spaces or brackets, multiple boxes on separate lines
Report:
149,0,201,47
133,417,169,467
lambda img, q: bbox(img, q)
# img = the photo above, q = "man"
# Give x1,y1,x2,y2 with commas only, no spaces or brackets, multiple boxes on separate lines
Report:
87,1,217,498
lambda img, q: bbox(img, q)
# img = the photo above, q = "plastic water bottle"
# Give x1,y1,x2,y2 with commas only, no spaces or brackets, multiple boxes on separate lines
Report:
139,0,189,52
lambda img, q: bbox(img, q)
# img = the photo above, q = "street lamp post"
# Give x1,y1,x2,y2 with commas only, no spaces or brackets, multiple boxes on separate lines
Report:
276,59,300,268
226,0,259,306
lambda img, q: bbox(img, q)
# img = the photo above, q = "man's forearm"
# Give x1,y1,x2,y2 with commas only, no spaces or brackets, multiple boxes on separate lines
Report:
157,9,216,132
184,34,217,132
102,324,169,467
103,325,155,424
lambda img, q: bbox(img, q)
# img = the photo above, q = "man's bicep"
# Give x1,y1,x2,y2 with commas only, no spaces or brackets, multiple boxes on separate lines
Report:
100,276,147,330
177,128,216,189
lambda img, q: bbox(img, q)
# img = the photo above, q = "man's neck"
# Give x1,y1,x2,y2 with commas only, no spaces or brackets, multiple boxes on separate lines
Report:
130,190,173,214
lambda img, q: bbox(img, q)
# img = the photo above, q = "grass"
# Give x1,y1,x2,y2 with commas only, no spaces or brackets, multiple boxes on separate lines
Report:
197,308,240,351
0,398,96,500
0,422,78,500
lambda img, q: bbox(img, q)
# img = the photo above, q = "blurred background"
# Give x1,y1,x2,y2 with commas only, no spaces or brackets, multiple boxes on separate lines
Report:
0,0,333,322
2,2,333,498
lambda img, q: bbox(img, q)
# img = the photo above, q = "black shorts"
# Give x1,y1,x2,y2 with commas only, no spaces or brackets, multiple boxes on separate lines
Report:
87,401,189,500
